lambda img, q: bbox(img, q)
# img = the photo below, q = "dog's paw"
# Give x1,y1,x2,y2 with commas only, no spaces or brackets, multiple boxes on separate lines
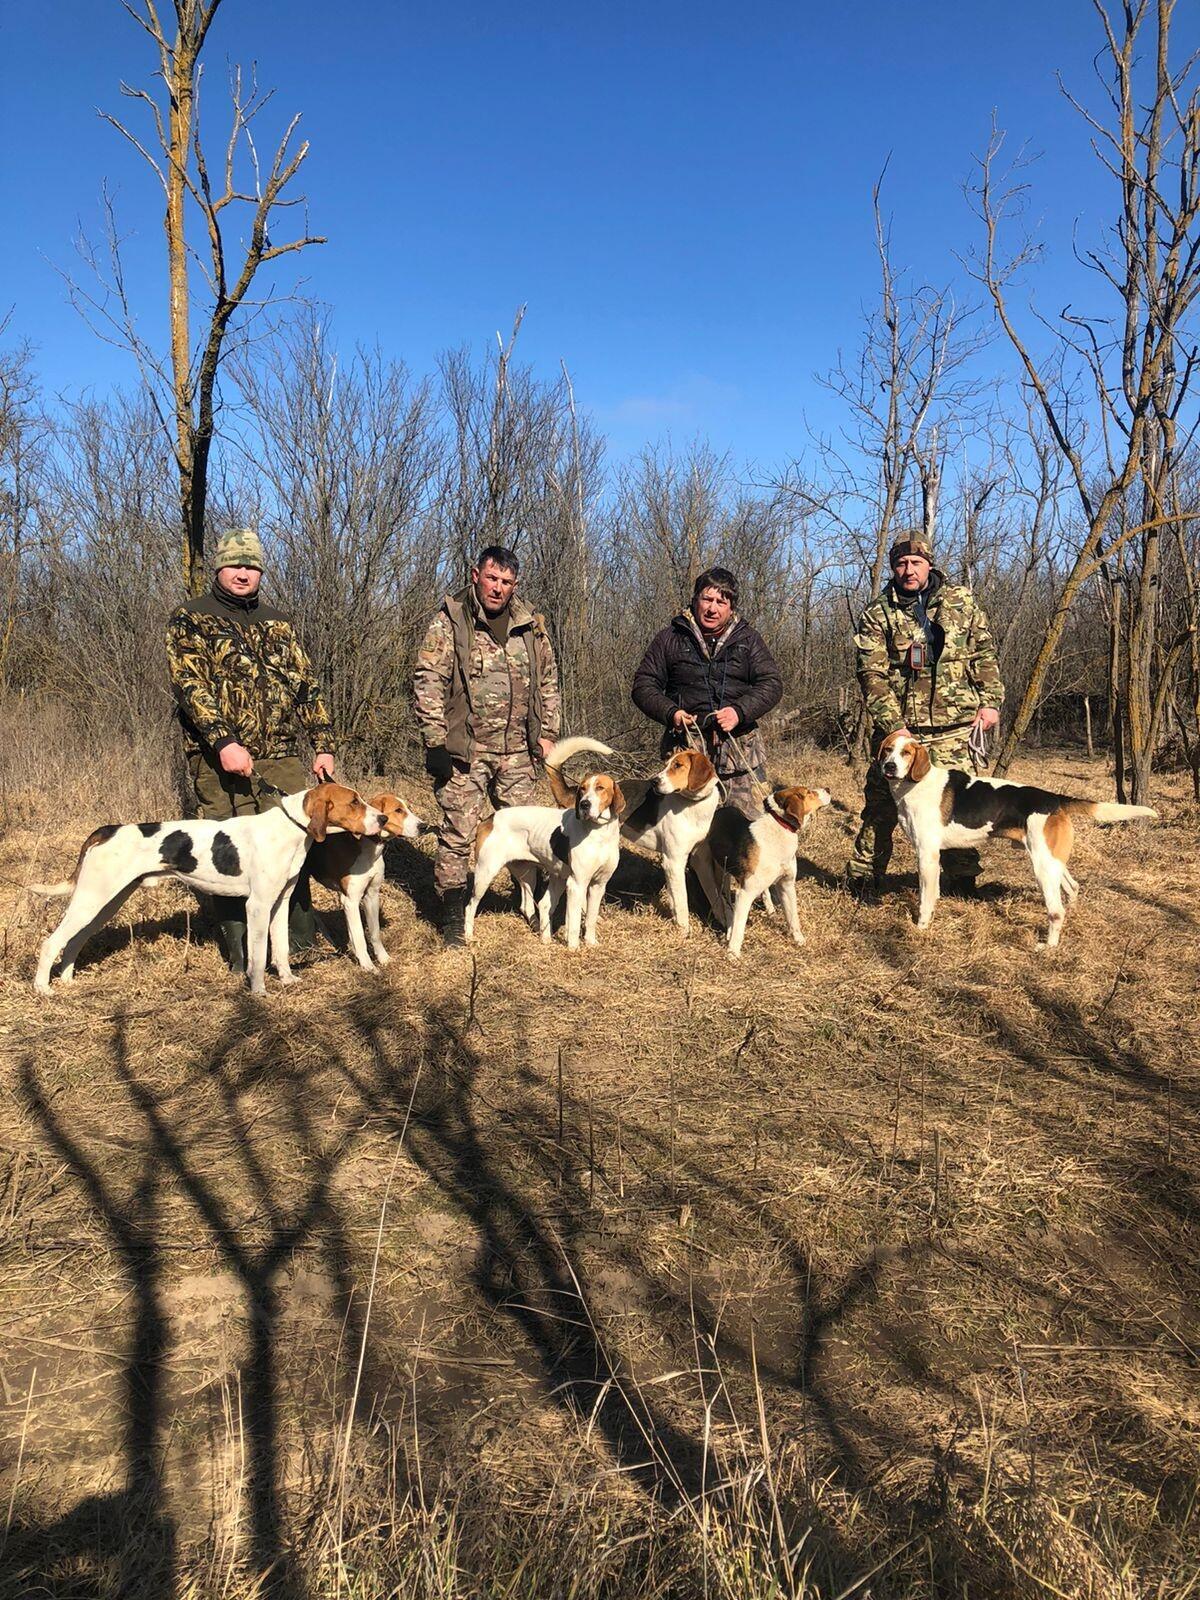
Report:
374,949,391,967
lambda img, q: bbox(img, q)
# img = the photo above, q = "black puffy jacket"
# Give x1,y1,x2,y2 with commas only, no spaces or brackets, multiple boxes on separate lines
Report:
631,612,784,733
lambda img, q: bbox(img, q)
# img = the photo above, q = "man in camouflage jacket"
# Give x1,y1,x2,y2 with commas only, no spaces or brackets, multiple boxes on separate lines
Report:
166,526,336,967
847,534,1004,893
413,544,560,942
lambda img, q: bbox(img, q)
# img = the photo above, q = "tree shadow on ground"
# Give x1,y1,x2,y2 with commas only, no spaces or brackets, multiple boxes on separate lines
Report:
8,997,410,1600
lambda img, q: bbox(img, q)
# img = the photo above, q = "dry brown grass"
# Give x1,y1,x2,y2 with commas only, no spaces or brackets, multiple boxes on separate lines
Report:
1,709,1197,1598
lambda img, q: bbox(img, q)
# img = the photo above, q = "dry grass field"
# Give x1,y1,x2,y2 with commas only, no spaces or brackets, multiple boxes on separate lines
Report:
1,721,1197,1599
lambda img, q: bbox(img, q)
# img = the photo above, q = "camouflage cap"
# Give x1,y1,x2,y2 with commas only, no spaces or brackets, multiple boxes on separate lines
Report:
889,533,934,567
212,527,264,572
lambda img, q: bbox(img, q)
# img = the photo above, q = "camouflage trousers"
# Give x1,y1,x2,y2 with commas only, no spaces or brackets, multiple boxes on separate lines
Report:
187,750,316,956
433,751,540,895
847,729,982,886
719,766,768,821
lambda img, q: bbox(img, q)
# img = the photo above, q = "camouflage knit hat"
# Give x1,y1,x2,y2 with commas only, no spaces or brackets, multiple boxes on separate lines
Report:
212,527,264,572
889,533,934,567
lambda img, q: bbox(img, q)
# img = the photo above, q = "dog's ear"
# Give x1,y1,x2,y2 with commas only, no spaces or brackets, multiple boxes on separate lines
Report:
909,741,931,782
610,780,625,818
685,752,716,794
306,789,333,842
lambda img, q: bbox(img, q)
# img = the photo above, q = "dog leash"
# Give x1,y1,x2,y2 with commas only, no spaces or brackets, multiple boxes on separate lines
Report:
967,720,992,772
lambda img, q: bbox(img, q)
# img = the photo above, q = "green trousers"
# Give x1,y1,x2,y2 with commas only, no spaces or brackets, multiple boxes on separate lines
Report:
188,752,318,967
846,729,982,886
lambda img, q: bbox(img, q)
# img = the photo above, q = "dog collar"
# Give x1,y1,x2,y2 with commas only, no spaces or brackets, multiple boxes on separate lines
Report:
765,799,799,833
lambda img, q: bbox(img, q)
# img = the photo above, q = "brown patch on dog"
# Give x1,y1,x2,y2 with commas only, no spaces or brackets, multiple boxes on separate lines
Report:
907,741,932,782
994,824,1025,842
1044,808,1074,863
544,762,578,809
776,786,828,828
368,792,410,836
305,832,366,894
304,782,372,843
662,750,717,795
707,808,759,885
475,815,495,853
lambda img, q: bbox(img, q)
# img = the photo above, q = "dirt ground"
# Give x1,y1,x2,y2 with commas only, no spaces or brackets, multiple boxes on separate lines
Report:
0,744,1196,1599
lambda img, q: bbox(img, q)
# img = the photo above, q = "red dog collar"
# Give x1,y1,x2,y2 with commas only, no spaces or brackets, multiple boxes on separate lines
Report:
765,800,799,833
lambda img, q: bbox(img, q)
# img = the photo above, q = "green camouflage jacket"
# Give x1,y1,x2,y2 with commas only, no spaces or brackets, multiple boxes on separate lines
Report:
855,571,1003,736
413,586,560,760
165,586,335,759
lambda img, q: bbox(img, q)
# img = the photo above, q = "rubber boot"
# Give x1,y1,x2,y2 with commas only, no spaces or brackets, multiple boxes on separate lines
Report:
440,887,468,948
288,869,319,958
211,894,248,973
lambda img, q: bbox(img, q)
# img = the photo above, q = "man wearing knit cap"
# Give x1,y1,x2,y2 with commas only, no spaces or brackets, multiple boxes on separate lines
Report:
846,532,1004,897
165,527,336,970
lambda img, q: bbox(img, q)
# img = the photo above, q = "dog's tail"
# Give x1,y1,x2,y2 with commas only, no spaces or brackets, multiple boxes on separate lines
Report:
1062,799,1158,824
29,823,122,897
543,736,615,808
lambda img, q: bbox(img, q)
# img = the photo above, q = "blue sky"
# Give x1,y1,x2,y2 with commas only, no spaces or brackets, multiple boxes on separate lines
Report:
0,1,1118,467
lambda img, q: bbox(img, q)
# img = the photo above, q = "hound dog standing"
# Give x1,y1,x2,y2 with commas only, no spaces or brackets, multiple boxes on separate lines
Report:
877,730,1157,946
692,786,831,960
306,792,429,970
547,743,719,935
465,737,624,950
33,784,386,995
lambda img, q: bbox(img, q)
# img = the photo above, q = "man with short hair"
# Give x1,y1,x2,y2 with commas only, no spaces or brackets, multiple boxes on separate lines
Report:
846,533,1003,896
414,545,561,944
166,526,336,969
632,567,783,819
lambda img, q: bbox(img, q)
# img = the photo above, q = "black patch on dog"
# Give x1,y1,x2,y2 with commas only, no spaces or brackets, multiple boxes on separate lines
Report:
706,804,757,882
86,824,120,848
136,822,160,838
159,829,198,874
944,770,1065,832
550,826,571,864
212,831,240,876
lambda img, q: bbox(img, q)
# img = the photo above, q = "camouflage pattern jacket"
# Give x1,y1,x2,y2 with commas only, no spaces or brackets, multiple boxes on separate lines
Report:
165,585,335,759
855,571,1004,737
413,587,560,761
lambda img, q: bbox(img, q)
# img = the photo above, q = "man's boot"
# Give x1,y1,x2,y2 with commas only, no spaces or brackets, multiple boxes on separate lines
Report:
211,894,247,973
440,887,468,948
288,870,320,958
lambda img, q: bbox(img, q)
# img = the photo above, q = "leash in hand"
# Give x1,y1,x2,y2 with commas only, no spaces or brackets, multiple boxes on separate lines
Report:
968,719,992,772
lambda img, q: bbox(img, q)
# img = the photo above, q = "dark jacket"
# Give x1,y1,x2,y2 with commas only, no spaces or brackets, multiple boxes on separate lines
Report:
632,611,784,737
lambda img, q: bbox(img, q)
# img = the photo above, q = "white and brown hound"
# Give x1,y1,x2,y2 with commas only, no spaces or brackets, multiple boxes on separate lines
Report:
547,743,720,935
33,784,387,995
692,786,831,960
306,791,429,970
877,730,1157,946
465,737,624,950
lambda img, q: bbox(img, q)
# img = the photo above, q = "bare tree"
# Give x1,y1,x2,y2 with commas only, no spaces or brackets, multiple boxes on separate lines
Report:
77,0,325,593
972,1,1200,799
232,312,445,769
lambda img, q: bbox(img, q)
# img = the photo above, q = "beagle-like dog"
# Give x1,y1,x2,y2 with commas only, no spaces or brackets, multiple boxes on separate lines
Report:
878,730,1157,946
306,791,429,970
692,786,831,960
464,737,624,950
547,744,720,934
33,784,387,996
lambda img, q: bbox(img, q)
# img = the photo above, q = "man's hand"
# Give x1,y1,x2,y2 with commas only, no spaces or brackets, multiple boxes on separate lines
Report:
312,752,335,781
973,707,1000,733
424,746,455,785
672,709,697,729
537,736,557,762
219,742,254,778
712,706,740,734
